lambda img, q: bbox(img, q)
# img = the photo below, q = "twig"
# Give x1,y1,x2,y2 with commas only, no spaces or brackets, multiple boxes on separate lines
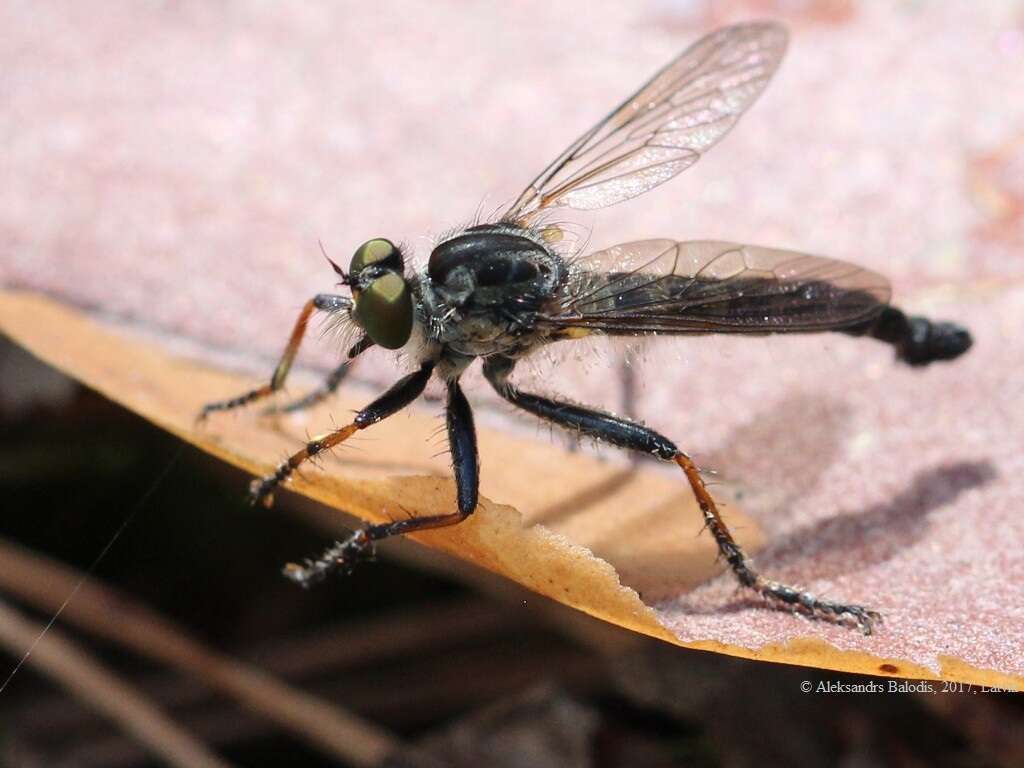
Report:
20,627,605,768
15,598,516,738
0,597,232,768
254,597,516,675
0,538,398,766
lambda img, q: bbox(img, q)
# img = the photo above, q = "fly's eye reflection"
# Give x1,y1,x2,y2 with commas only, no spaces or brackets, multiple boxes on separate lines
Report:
201,21,973,636
350,237,402,281
352,271,413,349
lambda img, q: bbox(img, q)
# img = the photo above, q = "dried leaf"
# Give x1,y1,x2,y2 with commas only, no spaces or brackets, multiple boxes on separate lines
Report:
1,290,1020,691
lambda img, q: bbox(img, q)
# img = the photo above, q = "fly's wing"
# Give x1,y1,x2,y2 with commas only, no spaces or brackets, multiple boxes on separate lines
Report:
539,240,891,336
502,22,788,224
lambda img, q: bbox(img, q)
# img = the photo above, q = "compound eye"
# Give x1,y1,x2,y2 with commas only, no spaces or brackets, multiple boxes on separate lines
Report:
352,272,414,349
350,238,402,277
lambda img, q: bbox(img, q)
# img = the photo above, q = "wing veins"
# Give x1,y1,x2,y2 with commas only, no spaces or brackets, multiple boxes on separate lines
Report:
546,240,891,334
502,22,788,221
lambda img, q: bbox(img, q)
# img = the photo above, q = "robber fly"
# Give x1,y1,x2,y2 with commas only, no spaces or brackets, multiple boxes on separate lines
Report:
200,22,971,634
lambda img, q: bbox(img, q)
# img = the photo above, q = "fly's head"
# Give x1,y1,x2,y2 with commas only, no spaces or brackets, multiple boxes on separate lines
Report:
333,238,414,350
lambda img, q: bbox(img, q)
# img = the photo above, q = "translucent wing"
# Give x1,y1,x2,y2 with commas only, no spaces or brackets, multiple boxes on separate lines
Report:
503,22,788,223
539,240,891,335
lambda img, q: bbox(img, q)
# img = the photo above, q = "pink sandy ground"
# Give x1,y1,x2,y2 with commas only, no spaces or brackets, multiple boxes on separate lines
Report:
3,1,1023,679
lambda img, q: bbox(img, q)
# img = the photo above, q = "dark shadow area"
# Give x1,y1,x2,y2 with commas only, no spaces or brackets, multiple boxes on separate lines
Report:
699,392,853,529
761,460,997,581
529,467,639,527
666,460,996,622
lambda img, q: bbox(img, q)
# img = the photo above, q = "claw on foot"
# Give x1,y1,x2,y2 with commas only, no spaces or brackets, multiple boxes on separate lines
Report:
844,606,883,636
247,478,275,508
281,529,374,587
756,578,883,635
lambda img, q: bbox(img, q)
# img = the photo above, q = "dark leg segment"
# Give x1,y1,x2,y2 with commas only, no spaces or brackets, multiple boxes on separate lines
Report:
446,380,480,515
282,379,481,587
249,363,434,507
483,356,881,634
198,294,357,420
844,306,972,366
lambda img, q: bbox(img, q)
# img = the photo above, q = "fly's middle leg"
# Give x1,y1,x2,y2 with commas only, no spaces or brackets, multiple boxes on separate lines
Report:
282,379,480,587
248,363,433,508
483,355,881,634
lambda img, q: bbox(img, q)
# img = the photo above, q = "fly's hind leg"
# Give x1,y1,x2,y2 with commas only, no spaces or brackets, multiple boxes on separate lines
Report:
283,379,480,587
483,355,881,634
198,294,362,420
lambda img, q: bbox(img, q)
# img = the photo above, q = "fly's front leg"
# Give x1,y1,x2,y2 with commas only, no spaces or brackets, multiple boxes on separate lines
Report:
283,379,480,587
198,294,356,420
249,363,434,507
483,356,881,634
265,335,374,415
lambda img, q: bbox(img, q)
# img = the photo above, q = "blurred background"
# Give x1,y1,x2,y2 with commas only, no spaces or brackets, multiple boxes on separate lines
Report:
3,0,1024,766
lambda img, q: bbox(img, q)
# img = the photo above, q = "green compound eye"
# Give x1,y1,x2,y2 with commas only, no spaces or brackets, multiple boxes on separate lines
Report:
350,238,402,277
352,272,414,349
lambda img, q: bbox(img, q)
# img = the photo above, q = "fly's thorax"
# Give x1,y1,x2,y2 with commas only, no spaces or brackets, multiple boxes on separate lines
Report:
419,224,568,356
427,225,566,312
